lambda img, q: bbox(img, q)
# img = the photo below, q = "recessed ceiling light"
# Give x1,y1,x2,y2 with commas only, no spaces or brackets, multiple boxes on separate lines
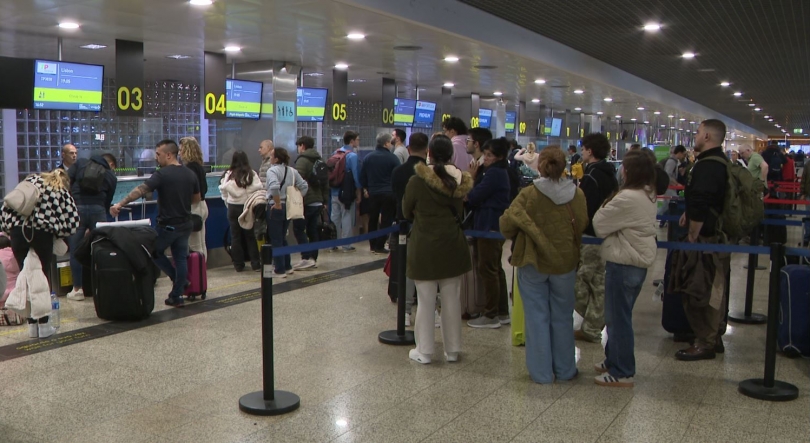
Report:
754,107,761,111
443,82,454,88
493,91,503,96
189,0,212,4
769,119,774,122
661,125,666,127
748,103,756,107
654,111,661,115
596,111,604,115
631,118,637,121
670,126,676,129
775,124,781,128
764,115,770,118
223,45,241,52
534,79,546,84
603,97,613,102
689,121,695,124
667,114,675,118
347,33,365,40
643,23,661,32
166,54,191,59
303,72,323,77
531,99,540,103
80,44,106,50
637,107,645,110
720,81,731,87
682,52,696,59
733,92,743,97
334,63,349,69
443,56,459,63
348,79,366,83
574,107,582,111
615,115,622,118
573,89,584,94
643,121,650,124
680,118,686,121
58,22,80,29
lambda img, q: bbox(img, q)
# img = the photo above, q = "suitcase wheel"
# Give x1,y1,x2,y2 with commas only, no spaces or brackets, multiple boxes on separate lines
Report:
201,293,207,300
187,295,197,301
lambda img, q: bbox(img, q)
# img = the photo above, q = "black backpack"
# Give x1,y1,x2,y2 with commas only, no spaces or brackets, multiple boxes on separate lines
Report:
79,161,106,194
311,159,329,188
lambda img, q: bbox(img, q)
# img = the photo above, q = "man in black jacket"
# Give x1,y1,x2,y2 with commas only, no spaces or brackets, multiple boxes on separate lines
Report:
360,132,401,254
574,133,618,343
676,119,730,361
66,153,118,301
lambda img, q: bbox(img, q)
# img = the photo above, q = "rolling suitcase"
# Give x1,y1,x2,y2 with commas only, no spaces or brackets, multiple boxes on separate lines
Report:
778,265,810,357
184,251,207,301
461,239,486,319
661,249,693,335
92,238,155,321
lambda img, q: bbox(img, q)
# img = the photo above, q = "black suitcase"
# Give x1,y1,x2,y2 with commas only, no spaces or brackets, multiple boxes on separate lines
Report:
91,239,155,321
661,249,693,335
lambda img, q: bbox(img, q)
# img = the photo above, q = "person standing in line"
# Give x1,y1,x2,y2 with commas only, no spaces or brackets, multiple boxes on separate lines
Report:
266,148,308,278
180,137,209,259
592,150,658,388
568,145,581,168
59,144,78,171
359,132,400,254
466,137,512,329
403,135,473,364
442,116,472,172
66,153,118,301
329,131,362,252
616,143,641,187
392,128,409,164
258,140,275,187
739,144,768,187
500,146,588,383
466,127,492,170
292,136,329,270
761,141,787,184
515,143,540,174
220,151,263,272
675,119,730,361
573,133,618,343
658,145,687,225
111,140,200,308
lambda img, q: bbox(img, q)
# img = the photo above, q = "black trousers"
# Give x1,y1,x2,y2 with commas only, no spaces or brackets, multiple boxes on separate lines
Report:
10,226,55,323
292,205,322,261
367,193,396,251
227,203,260,269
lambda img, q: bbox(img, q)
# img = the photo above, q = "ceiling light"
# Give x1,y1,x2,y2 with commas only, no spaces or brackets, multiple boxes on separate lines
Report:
631,118,637,121
493,91,503,96
667,114,675,118
58,22,80,29
223,45,241,52
531,99,540,103
733,92,743,97
573,89,584,94
574,107,582,111
166,54,191,59
670,126,676,129
189,0,213,4
80,44,106,50
643,23,662,32
775,124,781,128
654,111,661,115
443,56,459,63
769,119,774,122
748,103,756,107
347,79,366,83
661,125,666,127
334,63,349,69
679,118,686,121
637,107,645,110
596,111,604,115
534,79,546,85
682,52,696,59
443,82,454,88
615,115,622,118
690,121,695,124
720,81,731,87
764,115,770,118
643,121,650,124
754,107,761,111
346,33,365,40
603,97,613,102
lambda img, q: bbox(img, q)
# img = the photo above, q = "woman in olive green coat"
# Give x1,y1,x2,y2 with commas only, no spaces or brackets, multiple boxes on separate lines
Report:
402,135,473,364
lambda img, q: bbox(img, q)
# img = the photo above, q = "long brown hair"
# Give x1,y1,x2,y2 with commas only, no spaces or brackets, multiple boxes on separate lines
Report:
621,150,656,201
537,145,566,180
428,135,457,192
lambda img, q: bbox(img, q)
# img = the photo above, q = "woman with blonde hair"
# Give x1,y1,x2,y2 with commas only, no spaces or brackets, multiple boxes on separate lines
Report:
514,142,540,174
179,137,208,258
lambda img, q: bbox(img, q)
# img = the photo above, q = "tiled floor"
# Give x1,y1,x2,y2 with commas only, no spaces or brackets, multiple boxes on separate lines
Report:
0,240,807,443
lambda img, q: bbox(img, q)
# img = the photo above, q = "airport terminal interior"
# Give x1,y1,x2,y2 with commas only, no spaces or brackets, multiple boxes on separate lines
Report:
0,0,808,442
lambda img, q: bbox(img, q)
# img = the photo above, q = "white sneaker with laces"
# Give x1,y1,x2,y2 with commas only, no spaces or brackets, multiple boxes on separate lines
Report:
409,349,431,364
28,323,38,338
299,259,317,270
269,272,287,278
67,289,85,301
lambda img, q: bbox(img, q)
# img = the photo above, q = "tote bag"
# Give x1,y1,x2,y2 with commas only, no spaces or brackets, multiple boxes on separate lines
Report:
285,167,305,220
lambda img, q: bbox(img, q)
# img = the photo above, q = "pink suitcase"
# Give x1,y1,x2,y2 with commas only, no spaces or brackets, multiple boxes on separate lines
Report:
184,251,207,300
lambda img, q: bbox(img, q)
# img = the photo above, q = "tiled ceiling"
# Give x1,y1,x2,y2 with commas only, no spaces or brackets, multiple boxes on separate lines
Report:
459,0,809,137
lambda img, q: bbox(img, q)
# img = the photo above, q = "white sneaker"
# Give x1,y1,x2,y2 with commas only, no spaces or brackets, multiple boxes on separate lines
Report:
269,272,287,278
467,316,502,329
286,269,295,275
67,289,85,301
27,323,38,338
298,259,317,270
37,323,56,339
404,313,411,327
434,310,441,328
498,315,511,325
445,352,459,362
409,349,431,364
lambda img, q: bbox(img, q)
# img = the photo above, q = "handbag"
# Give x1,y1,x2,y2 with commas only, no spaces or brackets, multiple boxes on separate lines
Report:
383,254,392,277
285,167,305,220
0,308,24,326
5,180,40,217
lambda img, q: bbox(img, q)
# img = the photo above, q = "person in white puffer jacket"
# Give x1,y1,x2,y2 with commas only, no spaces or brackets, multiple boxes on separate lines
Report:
219,151,264,272
591,150,658,388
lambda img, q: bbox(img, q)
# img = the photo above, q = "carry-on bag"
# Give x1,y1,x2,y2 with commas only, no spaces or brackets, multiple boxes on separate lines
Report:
461,239,486,319
661,249,693,335
778,265,810,357
184,251,207,301
91,238,155,321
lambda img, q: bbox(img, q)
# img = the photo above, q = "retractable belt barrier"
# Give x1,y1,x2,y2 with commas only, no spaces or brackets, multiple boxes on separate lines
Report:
269,225,398,257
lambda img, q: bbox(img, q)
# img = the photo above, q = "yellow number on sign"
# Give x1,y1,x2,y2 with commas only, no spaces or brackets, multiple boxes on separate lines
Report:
442,113,451,122
216,94,226,114
332,103,347,121
382,108,394,124
519,122,527,134
117,86,130,110
470,117,479,128
205,93,226,115
131,87,143,111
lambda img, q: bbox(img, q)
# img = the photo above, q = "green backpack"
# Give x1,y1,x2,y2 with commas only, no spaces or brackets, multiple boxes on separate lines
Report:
700,156,764,240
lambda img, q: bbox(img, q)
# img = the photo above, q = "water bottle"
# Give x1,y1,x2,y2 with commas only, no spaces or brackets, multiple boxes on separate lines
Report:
50,292,60,330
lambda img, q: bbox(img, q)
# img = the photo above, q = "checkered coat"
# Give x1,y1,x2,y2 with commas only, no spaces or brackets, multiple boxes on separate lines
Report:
0,175,80,238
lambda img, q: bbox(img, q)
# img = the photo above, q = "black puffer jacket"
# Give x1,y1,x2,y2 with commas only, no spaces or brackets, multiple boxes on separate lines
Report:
579,159,619,237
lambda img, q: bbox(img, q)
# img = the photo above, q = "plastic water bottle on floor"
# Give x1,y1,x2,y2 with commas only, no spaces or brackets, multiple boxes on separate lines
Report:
50,292,60,330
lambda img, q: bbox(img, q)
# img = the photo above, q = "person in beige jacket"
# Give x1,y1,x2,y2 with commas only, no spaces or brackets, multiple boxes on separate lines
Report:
220,151,264,272
591,150,658,388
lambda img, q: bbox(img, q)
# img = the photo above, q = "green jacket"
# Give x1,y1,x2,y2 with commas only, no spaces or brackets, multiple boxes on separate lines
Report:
403,163,474,281
294,148,329,206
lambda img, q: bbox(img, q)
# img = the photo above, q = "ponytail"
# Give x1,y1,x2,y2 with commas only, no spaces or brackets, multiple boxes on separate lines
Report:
432,163,458,193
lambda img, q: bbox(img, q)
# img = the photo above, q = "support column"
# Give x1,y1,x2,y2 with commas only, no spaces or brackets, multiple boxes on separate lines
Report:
272,62,300,152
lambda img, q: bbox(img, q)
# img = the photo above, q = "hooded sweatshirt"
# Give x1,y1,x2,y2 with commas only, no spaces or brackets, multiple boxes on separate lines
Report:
500,177,588,275
579,159,619,236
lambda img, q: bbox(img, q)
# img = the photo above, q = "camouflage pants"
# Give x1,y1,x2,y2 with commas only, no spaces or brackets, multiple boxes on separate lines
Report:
574,243,606,341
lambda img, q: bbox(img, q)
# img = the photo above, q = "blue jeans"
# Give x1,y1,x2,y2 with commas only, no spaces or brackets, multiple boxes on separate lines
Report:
68,205,107,289
518,265,577,384
267,206,291,273
153,222,192,300
604,261,647,379
292,205,322,261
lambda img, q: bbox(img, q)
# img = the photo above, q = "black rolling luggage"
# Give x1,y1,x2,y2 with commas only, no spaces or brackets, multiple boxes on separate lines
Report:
91,239,156,321
661,249,693,335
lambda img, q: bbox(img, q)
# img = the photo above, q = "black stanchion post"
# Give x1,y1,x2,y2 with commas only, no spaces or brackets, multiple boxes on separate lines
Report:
239,244,301,416
738,242,799,401
744,225,767,271
730,226,767,324
379,222,415,345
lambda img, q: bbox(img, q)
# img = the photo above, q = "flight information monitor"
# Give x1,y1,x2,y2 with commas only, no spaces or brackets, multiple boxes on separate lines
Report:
296,87,328,121
479,108,493,128
226,79,263,119
550,118,563,137
413,101,436,127
394,98,416,126
505,111,516,133
33,60,104,111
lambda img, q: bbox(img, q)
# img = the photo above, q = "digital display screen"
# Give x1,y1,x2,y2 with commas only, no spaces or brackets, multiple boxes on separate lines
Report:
550,118,563,137
226,79,263,119
505,111,516,133
33,60,103,111
479,108,493,129
413,101,436,127
296,87,328,121
394,98,416,126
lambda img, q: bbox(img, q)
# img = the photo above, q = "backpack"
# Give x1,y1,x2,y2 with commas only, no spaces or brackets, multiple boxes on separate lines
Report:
79,161,106,194
701,156,764,240
654,163,670,196
311,159,329,188
327,150,348,188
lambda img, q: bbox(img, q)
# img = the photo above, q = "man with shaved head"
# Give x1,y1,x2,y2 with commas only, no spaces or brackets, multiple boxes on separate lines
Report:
258,140,275,186
60,144,77,170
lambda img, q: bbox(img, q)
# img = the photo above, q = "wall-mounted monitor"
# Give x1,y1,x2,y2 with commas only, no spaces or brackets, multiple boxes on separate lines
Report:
226,79,263,119
550,118,563,137
479,108,493,129
394,98,416,126
413,101,436,127
33,59,104,111
505,111,516,133
296,87,328,122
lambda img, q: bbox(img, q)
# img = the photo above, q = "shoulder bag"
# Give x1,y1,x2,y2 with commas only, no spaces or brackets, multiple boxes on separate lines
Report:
285,167,305,220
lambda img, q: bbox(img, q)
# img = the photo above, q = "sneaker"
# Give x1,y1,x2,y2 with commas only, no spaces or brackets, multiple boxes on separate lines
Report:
28,323,38,338
594,374,634,387
165,297,185,308
286,269,295,275
435,310,441,328
445,352,459,363
329,247,339,252
409,349,431,364
66,289,85,301
293,259,316,270
37,323,56,338
269,271,288,278
342,246,356,253
594,360,608,374
498,315,511,325
404,313,411,327
467,316,501,329
372,248,390,255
